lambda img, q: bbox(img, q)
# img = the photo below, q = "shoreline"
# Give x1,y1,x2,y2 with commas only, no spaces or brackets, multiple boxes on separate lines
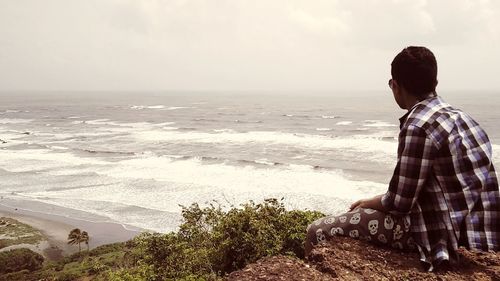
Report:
0,204,142,260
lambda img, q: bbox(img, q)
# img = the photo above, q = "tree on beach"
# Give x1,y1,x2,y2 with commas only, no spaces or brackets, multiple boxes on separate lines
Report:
82,231,90,251
67,228,90,252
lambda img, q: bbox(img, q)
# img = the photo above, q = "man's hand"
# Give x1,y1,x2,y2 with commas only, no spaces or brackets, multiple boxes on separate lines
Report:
349,199,367,211
349,194,386,212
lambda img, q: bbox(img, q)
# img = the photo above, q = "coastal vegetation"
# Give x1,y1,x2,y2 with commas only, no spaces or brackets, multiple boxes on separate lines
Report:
67,228,90,252
0,248,44,275
1,200,498,280
0,198,324,280
0,217,43,249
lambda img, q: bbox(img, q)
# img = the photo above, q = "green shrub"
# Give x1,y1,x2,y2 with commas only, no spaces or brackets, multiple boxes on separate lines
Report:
61,242,124,264
130,198,324,280
88,259,108,274
53,271,82,281
131,232,217,280
0,269,31,281
98,263,155,281
89,242,126,256
0,248,44,274
211,199,323,272
0,199,324,281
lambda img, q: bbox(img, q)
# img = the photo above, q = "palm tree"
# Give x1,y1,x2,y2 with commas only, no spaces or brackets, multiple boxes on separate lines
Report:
67,228,90,252
81,231,90,251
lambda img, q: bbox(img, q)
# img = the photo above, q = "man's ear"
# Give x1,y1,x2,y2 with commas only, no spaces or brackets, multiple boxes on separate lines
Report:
392,79,400,92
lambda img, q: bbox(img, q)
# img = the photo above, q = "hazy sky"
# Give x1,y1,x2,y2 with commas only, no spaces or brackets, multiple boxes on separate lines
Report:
1,0,499,92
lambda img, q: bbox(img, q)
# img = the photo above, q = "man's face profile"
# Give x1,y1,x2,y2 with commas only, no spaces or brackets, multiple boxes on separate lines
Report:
388,78,405,110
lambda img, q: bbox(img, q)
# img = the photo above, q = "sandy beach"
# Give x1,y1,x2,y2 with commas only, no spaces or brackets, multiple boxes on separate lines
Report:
0,204,141,260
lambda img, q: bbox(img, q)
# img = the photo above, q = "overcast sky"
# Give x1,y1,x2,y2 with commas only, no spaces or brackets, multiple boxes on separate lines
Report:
0,0,499,93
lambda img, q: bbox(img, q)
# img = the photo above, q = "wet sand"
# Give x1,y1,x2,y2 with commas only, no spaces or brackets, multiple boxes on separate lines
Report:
0,204,142,260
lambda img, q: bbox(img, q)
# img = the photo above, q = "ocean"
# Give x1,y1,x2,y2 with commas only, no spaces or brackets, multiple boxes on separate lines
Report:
1,91,499,232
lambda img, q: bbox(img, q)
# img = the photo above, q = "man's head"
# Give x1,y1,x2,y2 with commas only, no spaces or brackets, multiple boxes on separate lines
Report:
389,46,438,109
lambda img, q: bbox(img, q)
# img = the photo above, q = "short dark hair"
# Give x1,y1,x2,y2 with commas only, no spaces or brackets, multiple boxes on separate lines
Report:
391,46,437,98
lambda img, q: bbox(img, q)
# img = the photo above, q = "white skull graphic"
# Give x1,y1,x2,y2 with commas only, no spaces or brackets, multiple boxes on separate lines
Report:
384,215,394,230
368,220,379,235
364,208,377,214
393,225,403,240
324,217,336,224
349,213,361,224
330,227,344,236
349,229,359,238
339,216,347,223
316,229,326,243
378,234,387,244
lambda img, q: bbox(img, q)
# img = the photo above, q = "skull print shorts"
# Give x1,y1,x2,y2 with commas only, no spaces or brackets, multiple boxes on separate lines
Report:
306,208,416,251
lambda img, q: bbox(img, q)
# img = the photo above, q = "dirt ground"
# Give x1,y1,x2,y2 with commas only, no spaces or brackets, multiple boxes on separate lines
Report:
227,236,500,281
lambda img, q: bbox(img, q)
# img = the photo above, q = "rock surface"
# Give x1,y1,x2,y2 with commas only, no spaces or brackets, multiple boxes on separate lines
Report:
227,236,500,281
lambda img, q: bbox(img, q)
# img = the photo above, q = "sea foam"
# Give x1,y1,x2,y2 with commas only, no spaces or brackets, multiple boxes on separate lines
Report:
0,118,34,124
12,151,388,231
363,120,397,127
134,130,398,163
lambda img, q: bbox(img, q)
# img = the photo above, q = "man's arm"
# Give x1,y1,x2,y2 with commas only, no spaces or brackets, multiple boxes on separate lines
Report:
351,125,436,215
382,125,437,215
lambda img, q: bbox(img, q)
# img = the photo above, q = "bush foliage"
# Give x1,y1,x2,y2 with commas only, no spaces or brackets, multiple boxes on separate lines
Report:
0,199,324,281
0,248,44,274
124,198,324,280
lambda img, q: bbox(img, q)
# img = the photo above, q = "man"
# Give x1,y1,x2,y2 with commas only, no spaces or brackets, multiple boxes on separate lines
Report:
305,46,499,271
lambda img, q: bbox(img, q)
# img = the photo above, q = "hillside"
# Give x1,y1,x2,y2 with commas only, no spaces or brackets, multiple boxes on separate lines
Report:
228,236,500,281
1,200,499,280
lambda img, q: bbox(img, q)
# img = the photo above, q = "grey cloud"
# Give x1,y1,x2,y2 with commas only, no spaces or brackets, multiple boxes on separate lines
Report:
0,0,498,92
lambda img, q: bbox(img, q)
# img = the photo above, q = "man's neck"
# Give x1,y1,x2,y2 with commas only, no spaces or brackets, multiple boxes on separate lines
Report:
404,96,420,111
403,92,435,111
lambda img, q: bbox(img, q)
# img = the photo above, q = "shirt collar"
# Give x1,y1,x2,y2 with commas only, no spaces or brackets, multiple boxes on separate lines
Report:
398,92,438,129
399,111,412,129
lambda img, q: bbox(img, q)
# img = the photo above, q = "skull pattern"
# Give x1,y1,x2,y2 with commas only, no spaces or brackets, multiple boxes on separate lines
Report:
360,235,372,242
384,215,394,230
324,217,336,224
349,213,361,224
393,225,403,240
308,208,413,252
330,227,344,236
316,229,326,243
403,216,410,231
368,219,379,235
378,234,387,244
364,208,377,214
349,229,359,238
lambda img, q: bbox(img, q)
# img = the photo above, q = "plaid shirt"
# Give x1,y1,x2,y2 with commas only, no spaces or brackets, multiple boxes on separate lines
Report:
381,95,500,266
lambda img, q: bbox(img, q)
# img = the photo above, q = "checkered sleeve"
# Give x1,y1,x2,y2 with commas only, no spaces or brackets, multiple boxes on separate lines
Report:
382,125,437,216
